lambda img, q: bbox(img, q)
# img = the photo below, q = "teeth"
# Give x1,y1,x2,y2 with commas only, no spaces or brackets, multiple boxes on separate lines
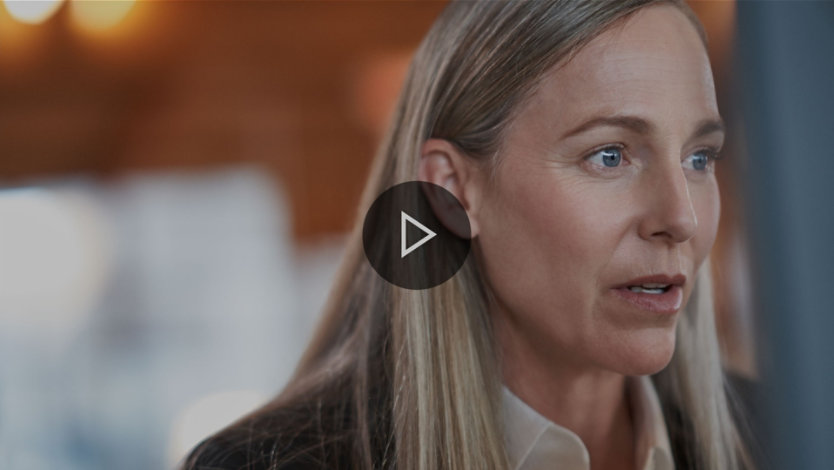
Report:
628,285,667,294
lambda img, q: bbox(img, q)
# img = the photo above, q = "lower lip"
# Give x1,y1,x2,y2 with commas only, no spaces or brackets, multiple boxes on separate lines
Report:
611,285,683,314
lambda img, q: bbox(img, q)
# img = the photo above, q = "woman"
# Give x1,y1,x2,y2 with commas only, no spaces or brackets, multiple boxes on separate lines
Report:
183,1,755,469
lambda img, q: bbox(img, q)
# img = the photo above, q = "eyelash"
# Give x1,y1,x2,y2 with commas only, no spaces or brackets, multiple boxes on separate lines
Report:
696,147,723,161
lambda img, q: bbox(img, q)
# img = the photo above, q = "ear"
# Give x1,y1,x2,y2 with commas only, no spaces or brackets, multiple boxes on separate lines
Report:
417,138,483,238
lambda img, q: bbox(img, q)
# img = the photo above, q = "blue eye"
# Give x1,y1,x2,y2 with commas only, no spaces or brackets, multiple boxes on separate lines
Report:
683,149,717,171
587,147,623,167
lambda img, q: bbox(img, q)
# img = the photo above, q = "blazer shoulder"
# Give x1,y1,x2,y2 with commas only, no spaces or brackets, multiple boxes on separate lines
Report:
181,433,260,470
725,371,773,470
180,403,355,470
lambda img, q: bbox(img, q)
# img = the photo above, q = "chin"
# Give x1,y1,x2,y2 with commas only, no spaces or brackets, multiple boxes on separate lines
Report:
607,327,677,376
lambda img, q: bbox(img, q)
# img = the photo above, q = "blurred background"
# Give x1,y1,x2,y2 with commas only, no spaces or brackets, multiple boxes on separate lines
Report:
0,1,817,469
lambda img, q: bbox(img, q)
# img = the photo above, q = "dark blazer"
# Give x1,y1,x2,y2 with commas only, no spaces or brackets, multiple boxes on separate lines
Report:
182,395,361,470
182,373,766,470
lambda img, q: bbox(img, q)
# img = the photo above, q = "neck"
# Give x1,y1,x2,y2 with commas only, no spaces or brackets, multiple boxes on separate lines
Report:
495,302,636,470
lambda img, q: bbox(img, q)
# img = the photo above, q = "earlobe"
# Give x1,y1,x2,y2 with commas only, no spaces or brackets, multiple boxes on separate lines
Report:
418,139,481,238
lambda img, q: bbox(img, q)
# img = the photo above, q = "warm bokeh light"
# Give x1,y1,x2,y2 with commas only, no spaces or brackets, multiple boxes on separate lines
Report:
350,52,412,137
70,0,134,30
2,0,64,24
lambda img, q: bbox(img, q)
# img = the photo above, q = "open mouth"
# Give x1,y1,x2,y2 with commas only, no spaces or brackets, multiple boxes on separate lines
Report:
626,284,672,294
613,284,683,314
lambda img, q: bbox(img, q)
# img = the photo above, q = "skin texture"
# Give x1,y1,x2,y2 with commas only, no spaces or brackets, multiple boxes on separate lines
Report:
419,5,723,470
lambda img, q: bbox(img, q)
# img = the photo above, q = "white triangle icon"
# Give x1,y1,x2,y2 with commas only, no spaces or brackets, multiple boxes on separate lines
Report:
401,211,436,258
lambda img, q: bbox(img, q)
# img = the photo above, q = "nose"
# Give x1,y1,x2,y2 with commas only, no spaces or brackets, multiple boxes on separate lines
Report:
637,165,698,244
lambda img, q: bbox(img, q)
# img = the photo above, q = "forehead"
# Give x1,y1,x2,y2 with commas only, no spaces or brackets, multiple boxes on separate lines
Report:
520,4,717,133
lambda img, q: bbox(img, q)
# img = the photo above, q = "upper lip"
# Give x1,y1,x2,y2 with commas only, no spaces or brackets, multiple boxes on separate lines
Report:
615,273,687,289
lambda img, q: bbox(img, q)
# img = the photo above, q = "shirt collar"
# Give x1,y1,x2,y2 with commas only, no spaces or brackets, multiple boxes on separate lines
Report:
501,375,674,470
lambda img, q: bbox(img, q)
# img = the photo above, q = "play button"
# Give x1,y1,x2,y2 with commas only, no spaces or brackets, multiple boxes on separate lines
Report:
401,211,436,258
362,181,471,290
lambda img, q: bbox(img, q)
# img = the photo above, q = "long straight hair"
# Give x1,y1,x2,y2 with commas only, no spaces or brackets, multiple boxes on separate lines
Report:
188,2,751,469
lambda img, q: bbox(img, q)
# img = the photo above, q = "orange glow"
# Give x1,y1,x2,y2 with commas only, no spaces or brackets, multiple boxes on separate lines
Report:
0,2,58,67
70,0,134,31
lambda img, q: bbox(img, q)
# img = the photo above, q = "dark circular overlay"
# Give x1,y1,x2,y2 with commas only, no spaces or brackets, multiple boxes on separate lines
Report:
362,181,471,290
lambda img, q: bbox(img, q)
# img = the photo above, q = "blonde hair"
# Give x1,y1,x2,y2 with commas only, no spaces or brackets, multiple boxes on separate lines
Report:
186,2,752,469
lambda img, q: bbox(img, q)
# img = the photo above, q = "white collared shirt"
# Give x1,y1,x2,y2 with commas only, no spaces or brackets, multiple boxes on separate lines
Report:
502,375,675,470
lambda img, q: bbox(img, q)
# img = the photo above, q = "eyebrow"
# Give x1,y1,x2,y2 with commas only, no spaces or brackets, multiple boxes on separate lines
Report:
560,114,726,142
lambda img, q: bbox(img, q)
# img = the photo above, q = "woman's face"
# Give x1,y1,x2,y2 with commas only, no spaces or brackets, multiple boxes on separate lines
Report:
476,5,723,375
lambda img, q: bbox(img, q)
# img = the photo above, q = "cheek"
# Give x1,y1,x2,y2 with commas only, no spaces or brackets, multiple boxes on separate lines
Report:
693,180,721,263
478,169,628,321
484,174,619,282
